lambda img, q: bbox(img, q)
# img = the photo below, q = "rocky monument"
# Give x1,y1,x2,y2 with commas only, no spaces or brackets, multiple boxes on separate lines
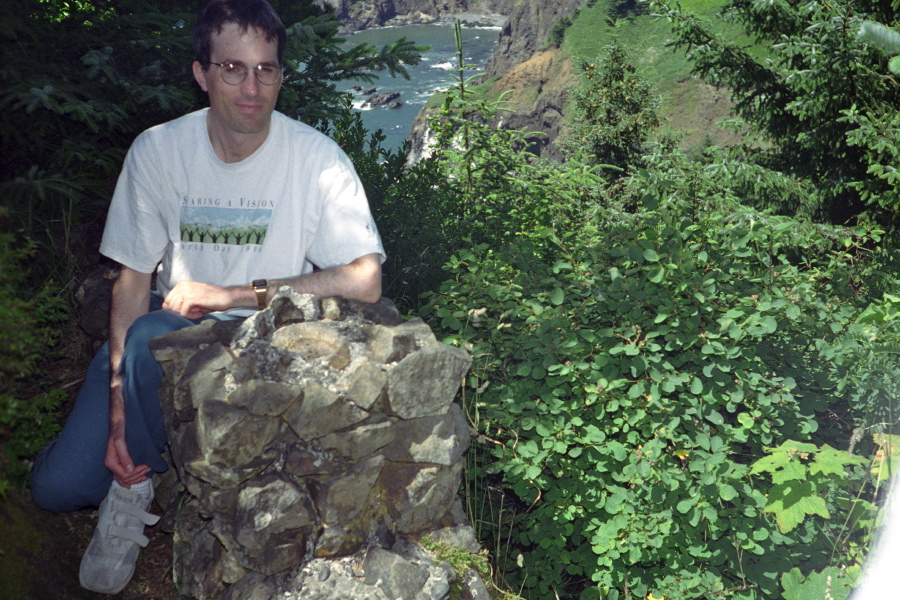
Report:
149,288,486,599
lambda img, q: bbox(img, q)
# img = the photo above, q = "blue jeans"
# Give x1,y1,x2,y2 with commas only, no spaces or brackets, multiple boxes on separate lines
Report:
31,293,239,513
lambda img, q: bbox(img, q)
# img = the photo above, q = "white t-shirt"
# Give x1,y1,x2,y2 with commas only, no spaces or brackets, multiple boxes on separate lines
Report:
100,109,384,303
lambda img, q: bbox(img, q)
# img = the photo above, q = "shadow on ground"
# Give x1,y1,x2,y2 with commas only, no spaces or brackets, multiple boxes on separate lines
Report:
1,490,175,600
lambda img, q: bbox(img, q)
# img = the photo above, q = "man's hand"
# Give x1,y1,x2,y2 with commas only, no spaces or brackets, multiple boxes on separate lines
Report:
162,280,246,319
104,389,152,487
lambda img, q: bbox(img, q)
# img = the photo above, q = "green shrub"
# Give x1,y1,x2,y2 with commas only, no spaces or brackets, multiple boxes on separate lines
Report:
563,43,662,179
0,229,67,495
423,169,892,598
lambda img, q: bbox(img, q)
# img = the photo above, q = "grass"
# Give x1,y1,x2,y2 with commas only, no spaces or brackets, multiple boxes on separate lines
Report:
561,0,753,100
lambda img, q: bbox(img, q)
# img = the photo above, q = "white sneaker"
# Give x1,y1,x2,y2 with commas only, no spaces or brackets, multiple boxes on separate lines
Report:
79,481,160,594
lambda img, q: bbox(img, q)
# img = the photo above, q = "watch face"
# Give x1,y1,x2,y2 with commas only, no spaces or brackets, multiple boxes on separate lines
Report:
252,279,267,288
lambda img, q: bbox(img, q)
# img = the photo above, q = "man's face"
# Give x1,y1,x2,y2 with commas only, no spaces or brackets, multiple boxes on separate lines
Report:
192,23,281,138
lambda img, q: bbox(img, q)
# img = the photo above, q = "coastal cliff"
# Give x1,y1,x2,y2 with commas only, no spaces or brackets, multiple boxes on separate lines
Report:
484,0,586,78
316,0,514,32
407,0,587,163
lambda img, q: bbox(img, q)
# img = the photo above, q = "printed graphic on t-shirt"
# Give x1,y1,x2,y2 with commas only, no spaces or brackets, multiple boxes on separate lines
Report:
179,203,272,247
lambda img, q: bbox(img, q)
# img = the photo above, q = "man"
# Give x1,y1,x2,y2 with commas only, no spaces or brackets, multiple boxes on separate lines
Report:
30,0,384,594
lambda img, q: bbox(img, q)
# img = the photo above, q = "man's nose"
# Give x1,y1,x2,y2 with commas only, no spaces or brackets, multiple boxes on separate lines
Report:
241,71,260,95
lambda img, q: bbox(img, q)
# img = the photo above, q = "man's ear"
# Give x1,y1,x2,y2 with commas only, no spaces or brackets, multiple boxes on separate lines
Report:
192,61,209,92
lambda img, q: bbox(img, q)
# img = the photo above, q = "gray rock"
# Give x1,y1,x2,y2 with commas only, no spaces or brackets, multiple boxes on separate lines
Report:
230,309,275,351
173,498,241,599
311,454,385,525
460,568,492,600
340,361,388,410
195,400,282,469
270,287,321,327
317,418,396,460
283,381,369,440
386,343,473,419
363,318,437,364
221,572,275,600
426,497,482,554
271,321,350,361
379,461,463,533
227,379,302,417
382,403,470,466
363,547,430,599
282,441,345,478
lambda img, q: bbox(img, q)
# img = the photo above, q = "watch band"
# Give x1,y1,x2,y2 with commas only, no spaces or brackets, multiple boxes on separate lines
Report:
251,279,267,311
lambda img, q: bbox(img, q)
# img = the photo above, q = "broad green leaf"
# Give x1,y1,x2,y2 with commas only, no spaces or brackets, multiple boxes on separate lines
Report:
718,484,738,501
549,287,565,305
706,409,724,426
676,497,696,513
690,377,703,395
890,54,900,75
737,412,754,428
809,444,860,478
781,568,804,600
764,481,830,533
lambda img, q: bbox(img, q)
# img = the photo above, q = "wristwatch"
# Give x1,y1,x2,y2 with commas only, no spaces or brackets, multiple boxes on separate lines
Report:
251,279,267,310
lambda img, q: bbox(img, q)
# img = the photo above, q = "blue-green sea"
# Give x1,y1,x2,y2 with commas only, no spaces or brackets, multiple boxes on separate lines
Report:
340,23,500,151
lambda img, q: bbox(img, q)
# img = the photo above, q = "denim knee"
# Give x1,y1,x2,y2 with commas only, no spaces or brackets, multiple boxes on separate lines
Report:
31,439,112,513
123,310,199,361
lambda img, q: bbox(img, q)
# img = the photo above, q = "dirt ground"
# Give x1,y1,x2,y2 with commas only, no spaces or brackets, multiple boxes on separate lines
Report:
1,489,176,600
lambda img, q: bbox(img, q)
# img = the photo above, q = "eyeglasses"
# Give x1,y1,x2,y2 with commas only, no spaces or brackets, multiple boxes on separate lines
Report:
207,61,283,86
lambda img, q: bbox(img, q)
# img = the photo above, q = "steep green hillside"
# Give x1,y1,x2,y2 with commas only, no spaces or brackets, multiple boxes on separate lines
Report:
464,0,760,153
565,0,759,149
569,4,754,105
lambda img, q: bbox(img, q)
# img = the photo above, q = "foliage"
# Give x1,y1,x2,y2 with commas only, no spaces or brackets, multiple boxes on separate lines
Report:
648,0,900,228
365,20,605,314
748,442,870,600
390,21,900,598
0,226,67,496
421,534,524,600
563,42,663,179
421,138,896,598
750,441,870,535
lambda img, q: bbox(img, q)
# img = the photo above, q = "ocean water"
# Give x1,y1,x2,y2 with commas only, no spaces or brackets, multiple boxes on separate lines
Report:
340,23,501,152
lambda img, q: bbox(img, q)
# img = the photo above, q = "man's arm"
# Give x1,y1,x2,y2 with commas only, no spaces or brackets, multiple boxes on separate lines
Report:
161,253,382,319
105,266,153,487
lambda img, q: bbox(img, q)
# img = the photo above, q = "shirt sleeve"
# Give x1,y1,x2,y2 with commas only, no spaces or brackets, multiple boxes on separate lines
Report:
304,141,386,270
99,133,170,274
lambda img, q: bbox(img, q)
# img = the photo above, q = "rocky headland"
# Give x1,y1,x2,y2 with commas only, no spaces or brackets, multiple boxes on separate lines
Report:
315,0,514,33
406,0,587,163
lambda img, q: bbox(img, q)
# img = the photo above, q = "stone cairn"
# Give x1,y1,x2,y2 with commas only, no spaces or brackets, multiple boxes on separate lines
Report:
149,288,487,600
